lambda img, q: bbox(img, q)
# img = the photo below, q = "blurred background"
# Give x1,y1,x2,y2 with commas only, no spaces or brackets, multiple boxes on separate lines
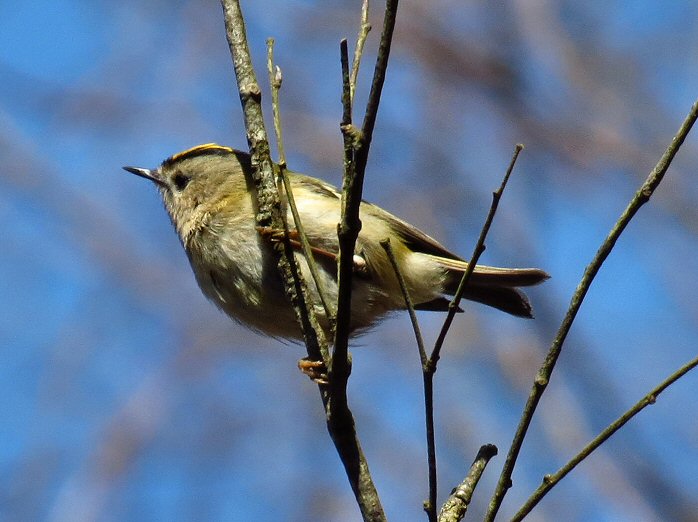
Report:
2,1,698,520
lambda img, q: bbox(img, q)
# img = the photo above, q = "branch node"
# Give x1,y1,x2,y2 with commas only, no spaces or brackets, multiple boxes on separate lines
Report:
241,83,262,101
340,123,364,148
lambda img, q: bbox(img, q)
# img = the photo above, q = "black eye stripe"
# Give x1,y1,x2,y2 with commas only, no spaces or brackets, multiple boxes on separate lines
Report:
173,173,190,190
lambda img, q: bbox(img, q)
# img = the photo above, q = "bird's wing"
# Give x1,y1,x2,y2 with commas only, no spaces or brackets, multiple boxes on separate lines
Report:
363,202,465,261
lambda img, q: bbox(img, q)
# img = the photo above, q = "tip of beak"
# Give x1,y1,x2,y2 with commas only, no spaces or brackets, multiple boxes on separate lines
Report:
123,165,150,176
123,166,166,187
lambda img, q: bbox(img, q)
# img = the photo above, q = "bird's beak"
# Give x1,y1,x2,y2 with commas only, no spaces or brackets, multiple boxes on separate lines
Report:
122,166,167,188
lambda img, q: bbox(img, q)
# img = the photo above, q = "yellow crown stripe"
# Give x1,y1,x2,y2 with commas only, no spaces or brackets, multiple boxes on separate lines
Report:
166,143,234,164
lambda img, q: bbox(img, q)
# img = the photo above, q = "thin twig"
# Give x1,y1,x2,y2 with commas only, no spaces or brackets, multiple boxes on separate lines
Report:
220,0,328,364
326,3,400,519
350,0,372,107
431,144,524,367
333,0,399,390
267,38,336,327
380,238,436,519
332,39,353,385
485,99,698,521
438,444,498,522
267,39,286,165
422,376,437,521
512,354,698,521
355,0,398,177
380,238,427,366
222,3,386,520
419,144,524,521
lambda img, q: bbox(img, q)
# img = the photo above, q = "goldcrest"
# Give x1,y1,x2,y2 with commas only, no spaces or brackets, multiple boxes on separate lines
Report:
124,144,548,339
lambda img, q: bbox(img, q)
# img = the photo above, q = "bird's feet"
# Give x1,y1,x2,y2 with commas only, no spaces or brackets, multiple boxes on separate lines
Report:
297,357,329,385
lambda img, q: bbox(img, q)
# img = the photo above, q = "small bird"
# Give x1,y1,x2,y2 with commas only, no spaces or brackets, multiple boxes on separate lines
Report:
124,144,548,340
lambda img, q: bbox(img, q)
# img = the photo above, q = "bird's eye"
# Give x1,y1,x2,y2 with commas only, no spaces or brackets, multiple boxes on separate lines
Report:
173,173,190,191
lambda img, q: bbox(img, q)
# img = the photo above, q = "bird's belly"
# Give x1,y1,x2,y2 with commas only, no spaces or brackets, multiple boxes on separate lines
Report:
187,232,403,339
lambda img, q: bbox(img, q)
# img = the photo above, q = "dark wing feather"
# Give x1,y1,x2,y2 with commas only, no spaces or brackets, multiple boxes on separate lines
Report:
366,204,465,261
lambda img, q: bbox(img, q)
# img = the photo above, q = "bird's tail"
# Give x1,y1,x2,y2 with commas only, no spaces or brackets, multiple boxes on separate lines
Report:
437,258,549,318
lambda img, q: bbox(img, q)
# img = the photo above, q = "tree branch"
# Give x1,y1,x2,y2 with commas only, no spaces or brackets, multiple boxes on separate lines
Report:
326,3,400,519
379,145,523,520
485,99,698,521
350,0,372,106
220,0,328,366
380,237,439,519
267,38,336,327
438,444,498,522
332,0,399,390
221,2,399,520
511,353,698,521
431,144,524,367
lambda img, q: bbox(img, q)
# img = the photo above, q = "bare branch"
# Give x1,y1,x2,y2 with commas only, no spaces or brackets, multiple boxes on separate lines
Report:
267,38,336,326
326,3,401,519
380,237,438,519
511,354,698,521
350,0,372,106
438,444,498,522
380,238,427,367
222,3,402,520
485,99,698,521
431,144,524,366
333,0,399,395
414,144,523,520
219,0,329,365
267,38,286,165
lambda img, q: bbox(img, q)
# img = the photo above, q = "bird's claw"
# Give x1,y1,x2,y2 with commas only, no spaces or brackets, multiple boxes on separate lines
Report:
298,358,329,385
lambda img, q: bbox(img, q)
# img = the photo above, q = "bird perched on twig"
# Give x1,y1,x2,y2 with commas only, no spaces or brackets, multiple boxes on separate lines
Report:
124,144,548,340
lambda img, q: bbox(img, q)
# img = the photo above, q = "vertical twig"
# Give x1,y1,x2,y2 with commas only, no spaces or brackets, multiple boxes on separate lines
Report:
383,145,523,520
485,99,698,521
326,3,400,518
267,39,286,165
422,145,524,520
222,2,406,520
350,0,372,106
313,32,386,522
380,238,437,520
333,37,355,389
267,38,336,328
333,82,355,385
422,375,437,521
333,0,399,393
219,0,328,365
265,35,383,521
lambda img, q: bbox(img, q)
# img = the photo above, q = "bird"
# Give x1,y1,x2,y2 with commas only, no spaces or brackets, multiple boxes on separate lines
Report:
124,143,548,340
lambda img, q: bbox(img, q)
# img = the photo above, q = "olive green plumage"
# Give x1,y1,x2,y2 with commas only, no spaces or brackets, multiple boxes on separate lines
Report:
124,144,548,339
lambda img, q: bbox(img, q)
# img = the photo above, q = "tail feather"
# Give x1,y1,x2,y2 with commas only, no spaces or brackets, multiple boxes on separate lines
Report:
462,285,534,318
436,258,549,288
434,258,549,318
